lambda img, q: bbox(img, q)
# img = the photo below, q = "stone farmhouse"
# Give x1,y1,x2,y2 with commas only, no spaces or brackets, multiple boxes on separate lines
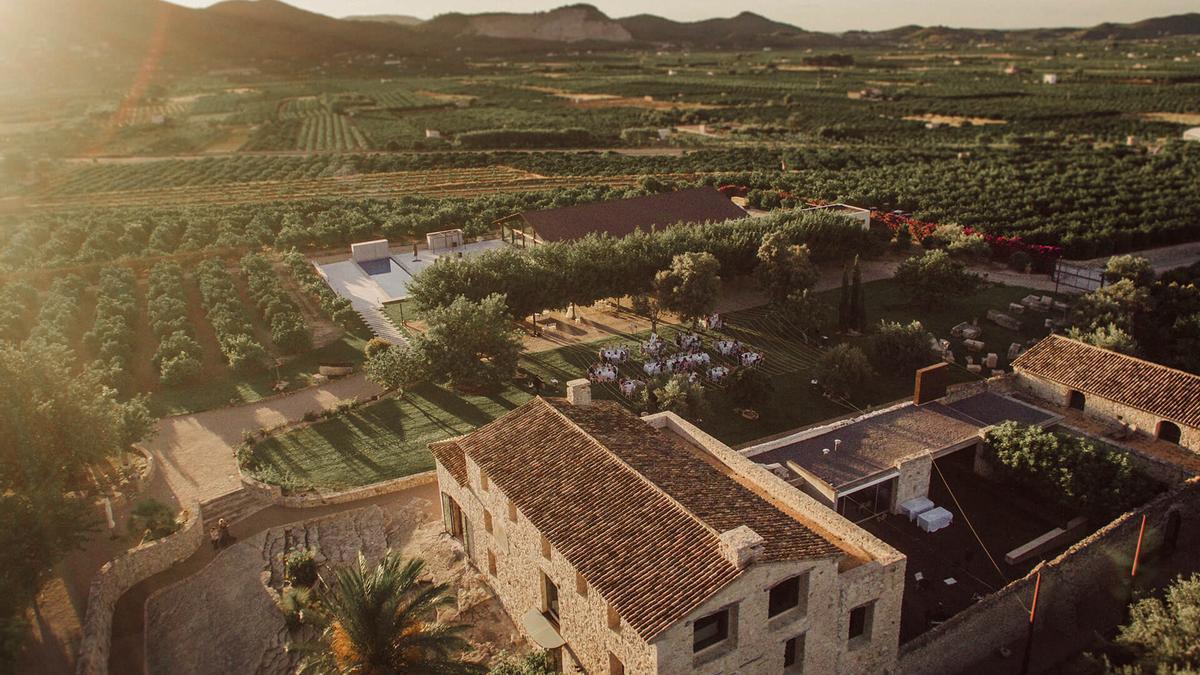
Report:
506,186,748,246
429,380,905,675
1011,334,1200,450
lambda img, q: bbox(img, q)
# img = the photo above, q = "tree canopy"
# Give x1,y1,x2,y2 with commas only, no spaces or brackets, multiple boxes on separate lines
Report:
893,249,982,308
654,252,722,326
0,344,155,665
755,231,818,305
412,294,522,391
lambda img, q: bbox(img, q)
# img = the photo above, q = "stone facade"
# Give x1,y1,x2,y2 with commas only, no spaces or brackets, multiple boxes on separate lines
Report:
76,501,205,675
891,453,933,513
241,470,436,507
1013,371,1200,451
433,411,906,675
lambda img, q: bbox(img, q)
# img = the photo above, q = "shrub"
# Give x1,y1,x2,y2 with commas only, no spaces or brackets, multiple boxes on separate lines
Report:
815,344,875,402
128,498,179,541
277,586,312,630
285,548,319,587
240,253,311,354
868,321,935,376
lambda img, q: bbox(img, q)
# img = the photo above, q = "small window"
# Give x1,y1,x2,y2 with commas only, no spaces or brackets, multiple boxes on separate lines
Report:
848,602,874,643
693,609,729,652
507,501,517,522
608,653,625,675
542,572,560,626
784,634,805,672
540,535,552,560
607,603,621,631
487,550,497,576
484,510,493,534
576,571,588,597
480,470,490,492
769,574,806,618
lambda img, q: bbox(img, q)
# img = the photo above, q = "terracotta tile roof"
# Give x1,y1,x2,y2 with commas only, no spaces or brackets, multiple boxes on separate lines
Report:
519,187,747,243
1013,335,1200,428
433,397,839,641
429,438,467,486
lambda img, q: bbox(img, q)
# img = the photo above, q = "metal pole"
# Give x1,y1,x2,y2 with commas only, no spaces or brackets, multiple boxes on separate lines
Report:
1020,571,1042,675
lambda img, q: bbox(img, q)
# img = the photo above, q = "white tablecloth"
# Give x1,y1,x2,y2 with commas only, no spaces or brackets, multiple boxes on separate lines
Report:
740,351,763,367
899,496,935,521
715,340,741,356
917,506,953,533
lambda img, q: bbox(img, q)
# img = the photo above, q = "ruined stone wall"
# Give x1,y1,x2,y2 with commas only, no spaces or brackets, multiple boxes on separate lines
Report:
240,470,436,507
75,501,205,675
897,478,1200,675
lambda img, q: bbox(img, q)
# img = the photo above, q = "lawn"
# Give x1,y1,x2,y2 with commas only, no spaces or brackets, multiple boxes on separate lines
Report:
243,382,532,491
149,335,367,417
244,278,1062,488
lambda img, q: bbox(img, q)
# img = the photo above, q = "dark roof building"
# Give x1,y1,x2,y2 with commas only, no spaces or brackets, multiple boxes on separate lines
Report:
744,392,1057,503
518,186,747,243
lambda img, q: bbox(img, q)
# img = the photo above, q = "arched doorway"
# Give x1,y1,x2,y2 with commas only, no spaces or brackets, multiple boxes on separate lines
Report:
1068,390,1086,411
1157,420,1182,444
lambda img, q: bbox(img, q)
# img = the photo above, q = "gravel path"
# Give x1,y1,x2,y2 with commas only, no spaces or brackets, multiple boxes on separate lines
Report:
142,373,383,507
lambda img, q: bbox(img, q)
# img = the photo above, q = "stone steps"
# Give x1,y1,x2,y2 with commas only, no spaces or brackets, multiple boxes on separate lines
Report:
200,489,266,531
354,302,407,346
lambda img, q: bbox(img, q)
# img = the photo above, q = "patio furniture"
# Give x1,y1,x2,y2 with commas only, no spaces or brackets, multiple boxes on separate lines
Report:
917,507,954,533
899,496,935,521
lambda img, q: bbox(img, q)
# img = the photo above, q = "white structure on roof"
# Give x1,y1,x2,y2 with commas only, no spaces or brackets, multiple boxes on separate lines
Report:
350,239,390,263
1184,127,1200,142
426,228,464,251
425,129,441,138
1042,73,1058,84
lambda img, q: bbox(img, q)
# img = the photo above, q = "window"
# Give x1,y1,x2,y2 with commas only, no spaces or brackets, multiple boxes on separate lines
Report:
693,609,729,652
542,572,560,626
1068,390,1086,411
848,602,875,643
441,493,463,540
507,501,517,522
1158,420,1182,444
576,571,588,597
480,470,490,492
487,550,497,576
608,653,625,675
769,574,807,618
540,535,552,560
784,634,805,672
484,510,493,534
607,603,621,631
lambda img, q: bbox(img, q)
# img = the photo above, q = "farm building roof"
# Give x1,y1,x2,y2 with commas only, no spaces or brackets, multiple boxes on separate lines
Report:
519,186,747,242
1013,334,1200,428
747,393,1055,493
428,396,841,641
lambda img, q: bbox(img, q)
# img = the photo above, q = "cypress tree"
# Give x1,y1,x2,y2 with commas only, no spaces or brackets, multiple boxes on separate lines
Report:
851,255,866,332
838,262,851,331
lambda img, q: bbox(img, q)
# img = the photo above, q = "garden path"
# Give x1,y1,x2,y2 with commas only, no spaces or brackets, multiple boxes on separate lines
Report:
143,372,384,507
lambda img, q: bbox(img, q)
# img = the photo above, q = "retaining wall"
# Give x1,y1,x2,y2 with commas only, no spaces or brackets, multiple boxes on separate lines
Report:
897,477,1200,675
75,501,205,675
239,470,436,508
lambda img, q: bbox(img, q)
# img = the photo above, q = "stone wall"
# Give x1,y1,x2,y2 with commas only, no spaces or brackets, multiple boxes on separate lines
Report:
897,477,1200,675
1013,371,1199,451
892,453,933,514
240,470,436,507
76,501,205,675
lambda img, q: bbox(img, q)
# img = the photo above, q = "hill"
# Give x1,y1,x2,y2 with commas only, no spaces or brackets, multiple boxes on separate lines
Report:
420,4,631,43
1072,13,1200,40
346,14,425,26
618,11,837,48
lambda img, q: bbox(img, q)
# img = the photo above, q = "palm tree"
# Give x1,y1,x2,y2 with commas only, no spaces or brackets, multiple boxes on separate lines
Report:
299,552,485,675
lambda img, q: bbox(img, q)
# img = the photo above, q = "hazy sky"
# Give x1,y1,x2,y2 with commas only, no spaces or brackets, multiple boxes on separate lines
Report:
169,0,1198,32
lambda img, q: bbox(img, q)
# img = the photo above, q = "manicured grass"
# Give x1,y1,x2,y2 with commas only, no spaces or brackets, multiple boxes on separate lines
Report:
243,383,532,491
149,335,367,417
245,279,1061,488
